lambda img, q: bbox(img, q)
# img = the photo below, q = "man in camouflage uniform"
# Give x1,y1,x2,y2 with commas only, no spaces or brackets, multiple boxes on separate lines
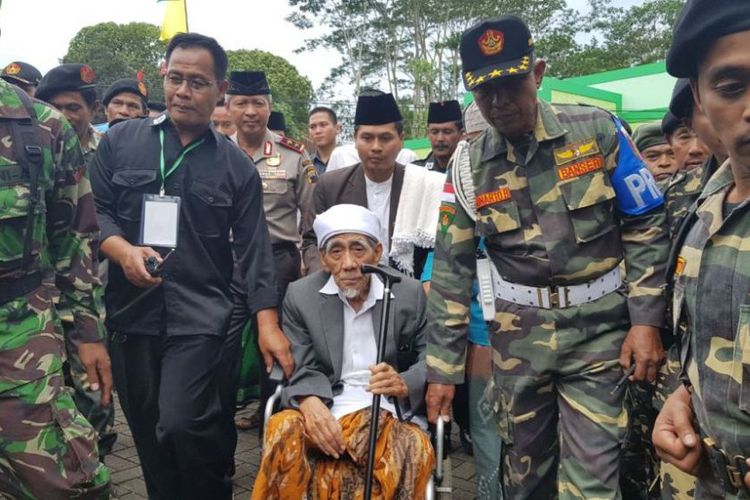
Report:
36,64,116,458
653,2,750,499
0,76,111,497
425,16,669,499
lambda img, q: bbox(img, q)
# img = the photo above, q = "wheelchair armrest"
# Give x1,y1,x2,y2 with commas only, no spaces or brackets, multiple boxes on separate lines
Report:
269,362,285,384
435,416,445,483
262,363,286,445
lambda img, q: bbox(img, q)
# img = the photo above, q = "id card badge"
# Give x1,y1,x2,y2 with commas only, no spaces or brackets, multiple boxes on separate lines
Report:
140,194,181,248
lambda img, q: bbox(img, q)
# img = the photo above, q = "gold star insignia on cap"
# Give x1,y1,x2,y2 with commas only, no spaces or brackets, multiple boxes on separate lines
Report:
519,64,529,71
508,67,519,74
475,75,486,84
489,69,503,78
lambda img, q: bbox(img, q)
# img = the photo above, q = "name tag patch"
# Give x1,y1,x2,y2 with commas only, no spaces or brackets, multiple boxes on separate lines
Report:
558,155,604,180
553,139,600,166
259,168,287,180
476,187,511,209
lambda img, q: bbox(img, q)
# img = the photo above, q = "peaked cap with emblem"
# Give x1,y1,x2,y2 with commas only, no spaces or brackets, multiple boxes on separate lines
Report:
1,61,42,85
36,63,96,103
354,92,402,125
667,0,750,78
460,15,534,90
427,100,462,124
103,78,148,106
668,78,693,120
268,111,286,132
226,70,271,96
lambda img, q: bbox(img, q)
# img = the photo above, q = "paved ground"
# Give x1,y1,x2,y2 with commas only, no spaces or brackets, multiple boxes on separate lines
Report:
108,398,478,499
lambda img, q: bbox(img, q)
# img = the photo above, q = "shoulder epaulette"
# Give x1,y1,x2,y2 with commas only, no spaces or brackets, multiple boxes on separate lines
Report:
278,135,305,154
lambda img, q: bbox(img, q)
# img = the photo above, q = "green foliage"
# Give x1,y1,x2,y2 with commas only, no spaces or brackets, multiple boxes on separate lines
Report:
226,49,314,141
63,22,166,103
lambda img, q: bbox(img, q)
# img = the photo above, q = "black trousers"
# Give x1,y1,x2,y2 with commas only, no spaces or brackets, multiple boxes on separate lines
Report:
110,333,236,500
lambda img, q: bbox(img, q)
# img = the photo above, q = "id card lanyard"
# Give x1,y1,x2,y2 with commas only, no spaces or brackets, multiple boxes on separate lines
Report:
159,128,205,195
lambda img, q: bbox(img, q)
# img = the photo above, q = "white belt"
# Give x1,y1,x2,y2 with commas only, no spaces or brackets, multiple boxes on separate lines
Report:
477,260,622,317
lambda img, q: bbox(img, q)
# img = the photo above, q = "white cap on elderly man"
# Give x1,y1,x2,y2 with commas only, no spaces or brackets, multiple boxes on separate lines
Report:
314,204,381,249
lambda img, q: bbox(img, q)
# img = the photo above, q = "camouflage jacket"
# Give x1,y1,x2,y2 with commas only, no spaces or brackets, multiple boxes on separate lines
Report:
674,160,750,459
664,156,719,240
0,80,104,390
426,101,669,384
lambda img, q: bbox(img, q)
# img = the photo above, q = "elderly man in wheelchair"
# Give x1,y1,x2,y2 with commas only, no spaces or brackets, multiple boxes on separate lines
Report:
252,204,437,499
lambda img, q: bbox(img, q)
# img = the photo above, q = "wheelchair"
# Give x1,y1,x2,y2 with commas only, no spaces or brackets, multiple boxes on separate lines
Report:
262,364,452,499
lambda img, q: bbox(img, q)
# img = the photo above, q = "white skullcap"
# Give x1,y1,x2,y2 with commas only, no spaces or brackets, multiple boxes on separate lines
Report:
464,101,490,135
314,204,381,249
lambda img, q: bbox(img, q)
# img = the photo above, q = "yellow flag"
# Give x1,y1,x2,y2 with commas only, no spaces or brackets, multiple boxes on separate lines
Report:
159,0,188,42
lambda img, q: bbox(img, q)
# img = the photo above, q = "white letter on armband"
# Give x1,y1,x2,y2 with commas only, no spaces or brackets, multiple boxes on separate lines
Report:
624,173,646,209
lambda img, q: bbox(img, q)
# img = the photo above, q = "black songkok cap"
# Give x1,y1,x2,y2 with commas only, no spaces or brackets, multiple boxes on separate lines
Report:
354,93,402,126
661,111,682,136
427,100,462,124
668,78,694,120
226,71,270,96
103,78,148,106
667,0,750,77
268,111,286,132
460,15,534,90
36,63,96,102
1,61,42,85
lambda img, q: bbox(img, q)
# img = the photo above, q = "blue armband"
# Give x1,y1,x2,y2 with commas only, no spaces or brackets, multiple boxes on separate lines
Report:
610,117,664,215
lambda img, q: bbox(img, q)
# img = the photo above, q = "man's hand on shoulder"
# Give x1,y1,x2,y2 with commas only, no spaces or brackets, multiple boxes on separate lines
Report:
298,396,346,459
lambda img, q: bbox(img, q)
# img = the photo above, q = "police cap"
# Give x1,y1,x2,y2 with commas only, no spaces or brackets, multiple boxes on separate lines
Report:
460,15,534,90
1,61,42,85
226,71,270,96
427,100,462,124
667,0,750,77
103,78,148,106
36,63,96,102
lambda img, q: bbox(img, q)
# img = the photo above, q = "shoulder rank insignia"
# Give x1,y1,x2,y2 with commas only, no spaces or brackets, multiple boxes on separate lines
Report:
279,135,305,154
263,141,273,157
303,160,318,184
553,138,600,166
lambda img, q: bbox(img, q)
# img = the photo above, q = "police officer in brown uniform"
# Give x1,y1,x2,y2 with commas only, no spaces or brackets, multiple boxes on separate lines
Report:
226,71,317,294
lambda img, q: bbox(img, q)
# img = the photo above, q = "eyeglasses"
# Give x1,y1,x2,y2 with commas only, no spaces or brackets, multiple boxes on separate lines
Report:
164,73,216,92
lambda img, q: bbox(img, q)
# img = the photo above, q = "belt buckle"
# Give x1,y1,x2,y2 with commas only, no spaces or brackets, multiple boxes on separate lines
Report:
547,286,570,308
703,437,743,494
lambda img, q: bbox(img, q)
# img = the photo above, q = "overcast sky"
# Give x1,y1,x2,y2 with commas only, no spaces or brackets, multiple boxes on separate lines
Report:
0,0,642,92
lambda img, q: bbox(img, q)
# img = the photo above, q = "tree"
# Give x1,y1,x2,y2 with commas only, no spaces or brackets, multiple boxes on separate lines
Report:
226,50,314,140
63,22,166,102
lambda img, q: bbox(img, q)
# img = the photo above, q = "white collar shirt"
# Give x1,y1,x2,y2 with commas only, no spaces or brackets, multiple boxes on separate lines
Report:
364,174,392,264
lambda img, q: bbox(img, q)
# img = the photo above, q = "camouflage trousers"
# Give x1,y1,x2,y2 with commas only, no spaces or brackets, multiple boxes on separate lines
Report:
655,343,697,500
0,372,110,500
620,381,659,499
467,343,503,500
62,321,117,458
489,292,628,499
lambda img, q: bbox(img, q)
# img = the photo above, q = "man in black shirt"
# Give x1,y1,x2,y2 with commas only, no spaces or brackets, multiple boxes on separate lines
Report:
91,33,291,499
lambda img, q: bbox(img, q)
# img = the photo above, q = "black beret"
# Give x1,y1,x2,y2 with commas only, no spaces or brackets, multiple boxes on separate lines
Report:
148,101,166,112
661,111,682,136
427,100,462,124
354,93,402,126
268,111,286,132
103,78,148,106
36,63,96,102
668,78,694,120
226,71,270,96
667,0,750,77
1,61,42,85
460,15,534,90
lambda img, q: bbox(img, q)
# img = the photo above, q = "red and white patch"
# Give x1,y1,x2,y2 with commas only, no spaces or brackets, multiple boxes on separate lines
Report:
441,182,456,203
